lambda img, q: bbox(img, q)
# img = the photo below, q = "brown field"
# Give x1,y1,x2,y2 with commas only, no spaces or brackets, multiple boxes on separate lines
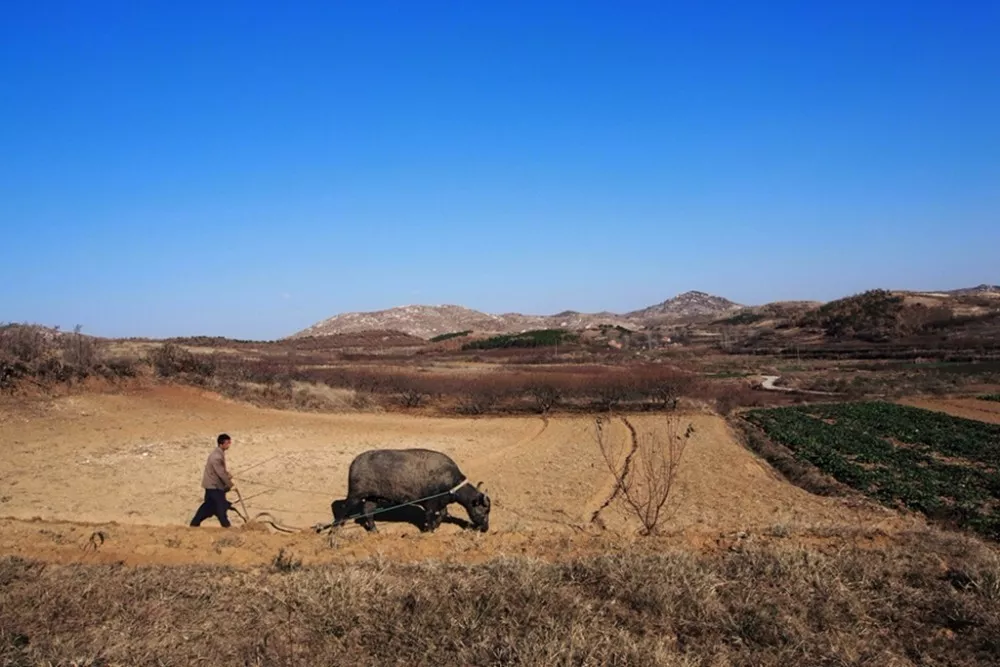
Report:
898,395,1000,424
0,384,916,568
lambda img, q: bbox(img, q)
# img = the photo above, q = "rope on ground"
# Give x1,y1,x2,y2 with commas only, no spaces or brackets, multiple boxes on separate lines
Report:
231,454,283,477
231,489,274,504
234,511,303,534
237,477,332,497
228,480,459,535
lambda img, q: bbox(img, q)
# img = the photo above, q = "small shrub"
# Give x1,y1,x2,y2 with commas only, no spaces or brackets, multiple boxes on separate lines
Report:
0,359,29,392
60,325,97,369
0,324,52,363
271,548,302,573
149,343,216,378
389,374,438,408
457,385,507,415
634,369,695,410
101,357,141,379
715,390,740,416
592,374,636,412
34,357,73,384
526,382,561,414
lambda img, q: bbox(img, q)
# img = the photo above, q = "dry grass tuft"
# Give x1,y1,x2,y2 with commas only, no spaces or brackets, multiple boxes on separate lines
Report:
3,535,1000,666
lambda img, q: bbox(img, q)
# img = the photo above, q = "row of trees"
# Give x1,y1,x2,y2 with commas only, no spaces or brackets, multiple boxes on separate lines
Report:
306,364,699,414
156,349,761,416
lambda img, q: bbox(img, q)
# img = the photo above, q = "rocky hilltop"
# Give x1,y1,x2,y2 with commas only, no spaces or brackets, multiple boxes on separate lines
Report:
626,290,743,320
290,291,741,339
942,284,1000,297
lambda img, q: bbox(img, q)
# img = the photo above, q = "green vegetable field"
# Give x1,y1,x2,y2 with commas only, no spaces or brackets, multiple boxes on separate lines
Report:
743,401,1000,540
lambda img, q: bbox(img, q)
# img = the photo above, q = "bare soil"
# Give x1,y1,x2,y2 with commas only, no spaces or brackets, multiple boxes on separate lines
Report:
898,396,1000,424
0,385,919,567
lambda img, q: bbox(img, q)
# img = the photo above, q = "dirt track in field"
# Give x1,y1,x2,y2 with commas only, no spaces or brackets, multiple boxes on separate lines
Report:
0,386,920,566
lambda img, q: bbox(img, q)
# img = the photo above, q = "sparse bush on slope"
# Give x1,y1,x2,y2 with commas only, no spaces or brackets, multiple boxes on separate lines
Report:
0,323,141,391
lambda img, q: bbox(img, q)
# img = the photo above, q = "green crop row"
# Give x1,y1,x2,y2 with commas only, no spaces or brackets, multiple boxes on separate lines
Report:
791,401,1000,468
744,403,1000,540
461,329,579,350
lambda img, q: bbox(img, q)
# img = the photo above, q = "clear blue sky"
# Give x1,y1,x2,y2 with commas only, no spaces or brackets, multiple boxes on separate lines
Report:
2,1,997,339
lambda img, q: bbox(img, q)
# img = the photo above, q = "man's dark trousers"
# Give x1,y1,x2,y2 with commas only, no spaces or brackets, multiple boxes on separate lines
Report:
190,488,232,527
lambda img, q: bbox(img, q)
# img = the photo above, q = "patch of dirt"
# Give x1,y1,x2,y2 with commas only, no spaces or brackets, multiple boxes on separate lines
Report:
0,385,920,567
898,396,1000,424
0,516,921,567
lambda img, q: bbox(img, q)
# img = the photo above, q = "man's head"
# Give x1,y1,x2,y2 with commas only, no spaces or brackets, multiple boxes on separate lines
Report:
217,433,232,450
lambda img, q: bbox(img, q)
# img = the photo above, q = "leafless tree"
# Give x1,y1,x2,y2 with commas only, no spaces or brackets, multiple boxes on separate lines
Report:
593,373,635,412
527,382,561,414
593,414,693,535
392,375,435,408
642,373,694,411
63,324,97,368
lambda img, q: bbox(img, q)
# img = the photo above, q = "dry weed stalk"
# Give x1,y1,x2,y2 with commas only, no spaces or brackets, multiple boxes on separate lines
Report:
594,415,693,535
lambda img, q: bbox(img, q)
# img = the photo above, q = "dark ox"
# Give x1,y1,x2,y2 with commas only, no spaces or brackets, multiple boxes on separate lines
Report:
331,448,491,533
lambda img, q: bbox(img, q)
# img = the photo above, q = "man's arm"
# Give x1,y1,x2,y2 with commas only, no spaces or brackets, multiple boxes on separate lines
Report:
211,453,233,490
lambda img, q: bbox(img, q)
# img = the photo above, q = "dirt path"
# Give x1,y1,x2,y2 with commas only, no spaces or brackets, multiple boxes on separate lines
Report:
760,375,794,392
759,375,837,396
0,385,920,565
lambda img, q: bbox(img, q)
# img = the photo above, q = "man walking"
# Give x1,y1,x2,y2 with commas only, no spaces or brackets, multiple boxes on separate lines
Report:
190,433,237,528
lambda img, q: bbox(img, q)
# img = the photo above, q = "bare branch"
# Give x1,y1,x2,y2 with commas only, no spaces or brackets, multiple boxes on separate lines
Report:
593,414,693,535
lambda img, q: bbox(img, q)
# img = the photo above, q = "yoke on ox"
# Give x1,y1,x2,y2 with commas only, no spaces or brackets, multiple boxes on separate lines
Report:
315,448,491,534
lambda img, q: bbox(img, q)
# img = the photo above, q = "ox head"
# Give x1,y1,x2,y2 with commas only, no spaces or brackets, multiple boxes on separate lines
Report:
456,481,490,532
472,481,491,532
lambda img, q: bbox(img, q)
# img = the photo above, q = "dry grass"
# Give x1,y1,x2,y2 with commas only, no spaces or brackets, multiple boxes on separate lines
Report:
3,533,1000,666
212,378,377,413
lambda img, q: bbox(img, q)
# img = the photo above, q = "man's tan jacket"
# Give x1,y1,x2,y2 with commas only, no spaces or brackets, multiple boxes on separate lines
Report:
201,446,233,491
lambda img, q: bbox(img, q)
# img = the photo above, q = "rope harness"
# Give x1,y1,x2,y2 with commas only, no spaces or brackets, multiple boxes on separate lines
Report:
315,478,470,533
228,479,470,535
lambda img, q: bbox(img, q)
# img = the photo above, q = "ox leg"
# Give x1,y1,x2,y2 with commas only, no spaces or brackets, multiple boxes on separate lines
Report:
360,499,379,532
422,499,448,533
332,498,359,528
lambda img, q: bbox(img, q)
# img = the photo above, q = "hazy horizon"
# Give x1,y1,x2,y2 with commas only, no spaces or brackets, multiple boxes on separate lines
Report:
3,2,997,339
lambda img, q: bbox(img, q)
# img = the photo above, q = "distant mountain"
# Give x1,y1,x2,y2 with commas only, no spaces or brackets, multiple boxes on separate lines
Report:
293,305,505,340
626,291,743,320
943,284,1000,297
290,304,640,339
290,291,742,339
